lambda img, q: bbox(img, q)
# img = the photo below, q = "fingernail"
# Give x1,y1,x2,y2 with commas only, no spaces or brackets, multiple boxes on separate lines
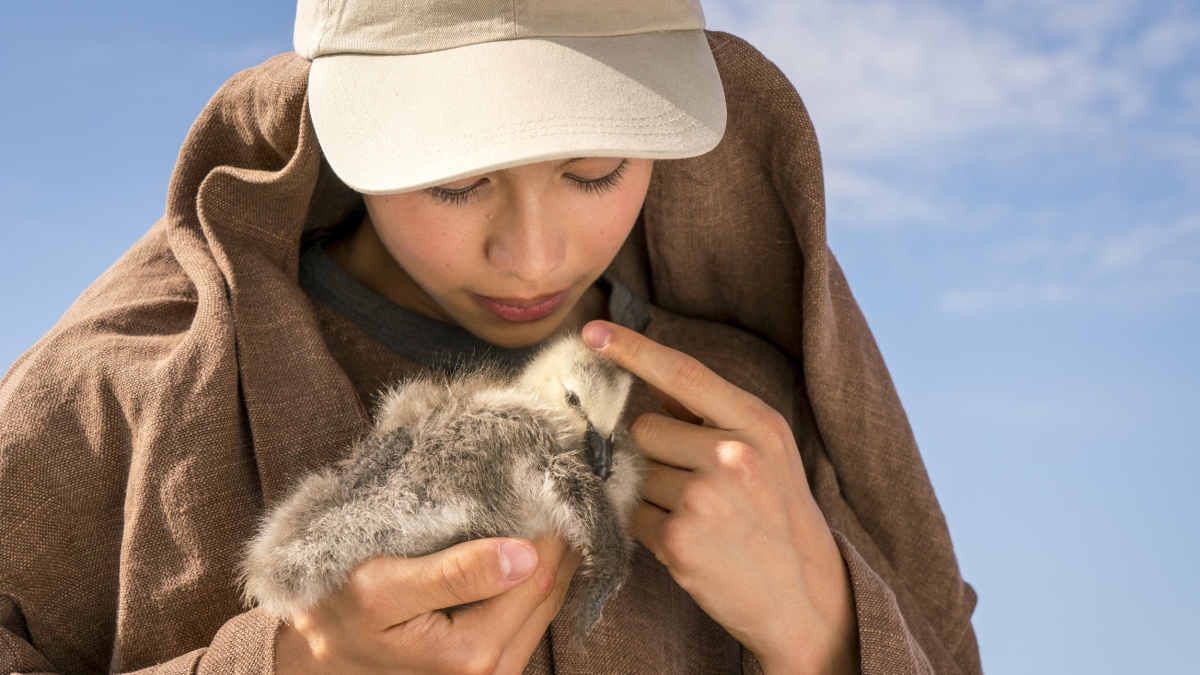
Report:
499,541,537,580
582,322,611,349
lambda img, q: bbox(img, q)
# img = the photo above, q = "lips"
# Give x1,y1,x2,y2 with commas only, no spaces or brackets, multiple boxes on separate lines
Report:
473,289,570,323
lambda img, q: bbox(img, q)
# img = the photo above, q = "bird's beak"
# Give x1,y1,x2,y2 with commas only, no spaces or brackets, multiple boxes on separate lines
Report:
585,426,614,481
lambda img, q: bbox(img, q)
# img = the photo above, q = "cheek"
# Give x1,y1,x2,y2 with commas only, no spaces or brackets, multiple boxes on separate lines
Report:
403,243,466,287
566,165,652,263
567,168,651,261
575,214,636,261
368,196,485,288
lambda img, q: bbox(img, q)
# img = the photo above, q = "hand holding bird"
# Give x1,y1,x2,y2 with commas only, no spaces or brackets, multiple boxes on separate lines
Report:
244,336,643,650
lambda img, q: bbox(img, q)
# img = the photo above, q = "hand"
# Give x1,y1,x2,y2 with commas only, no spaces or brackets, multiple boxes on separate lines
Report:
582,321,860,675
276,535,581,675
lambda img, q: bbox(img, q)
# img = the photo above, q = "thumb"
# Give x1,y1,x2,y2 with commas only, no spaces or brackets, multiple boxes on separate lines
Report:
363,538,539,617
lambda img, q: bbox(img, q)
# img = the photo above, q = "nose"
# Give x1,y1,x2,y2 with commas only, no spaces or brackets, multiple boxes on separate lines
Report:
485,195,567,283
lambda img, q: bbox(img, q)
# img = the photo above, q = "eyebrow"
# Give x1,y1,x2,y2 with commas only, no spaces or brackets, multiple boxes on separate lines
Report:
555,157,586,169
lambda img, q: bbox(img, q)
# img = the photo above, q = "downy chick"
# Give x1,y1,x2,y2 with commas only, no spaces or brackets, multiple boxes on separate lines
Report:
241,336,643,643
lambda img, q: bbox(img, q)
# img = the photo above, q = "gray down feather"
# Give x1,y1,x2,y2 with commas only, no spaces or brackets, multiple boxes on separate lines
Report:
241,336,644,643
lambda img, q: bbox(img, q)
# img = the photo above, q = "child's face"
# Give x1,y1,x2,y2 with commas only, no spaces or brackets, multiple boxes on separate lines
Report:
362,158,653,349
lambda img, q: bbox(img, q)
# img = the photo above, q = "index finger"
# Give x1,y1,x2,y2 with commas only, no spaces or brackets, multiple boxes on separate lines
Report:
582,321,762,431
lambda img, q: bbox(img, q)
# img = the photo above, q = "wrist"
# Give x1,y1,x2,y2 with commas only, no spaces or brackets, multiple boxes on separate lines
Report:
754,626,860,675
755,544,861,675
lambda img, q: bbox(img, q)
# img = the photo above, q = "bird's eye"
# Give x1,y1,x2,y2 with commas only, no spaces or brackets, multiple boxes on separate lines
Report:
565,391,581,409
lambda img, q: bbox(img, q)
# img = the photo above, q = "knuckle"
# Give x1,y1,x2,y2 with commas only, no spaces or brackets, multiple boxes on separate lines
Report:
715,441,762,480
624,334,648,360
659,518,692,561
345,564,377,600
682,481,734,523
535,566,557,600
671,357,709,393
437,549,484,604
751,407,791,443
630,413,661,443
679,481,714,516
345,560,390,615
458,646,502,675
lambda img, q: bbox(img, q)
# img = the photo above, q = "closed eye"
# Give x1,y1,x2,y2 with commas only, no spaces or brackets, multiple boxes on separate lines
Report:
565,159,629,195
424,178,487,206
424,158,629,205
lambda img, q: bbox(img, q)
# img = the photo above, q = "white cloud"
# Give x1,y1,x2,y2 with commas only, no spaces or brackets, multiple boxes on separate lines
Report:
938,213,1200,312
1093,217,1200,274
706,0,1200,311
705,0,1200,176
939,283,1080,313
1128,20,1200,70
981,0,1133,42
703,0,1172,162
1149,133,1200,175
824,168,951,228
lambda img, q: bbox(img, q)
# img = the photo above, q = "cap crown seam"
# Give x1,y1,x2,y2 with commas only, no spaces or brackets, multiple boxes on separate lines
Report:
315,0,333,56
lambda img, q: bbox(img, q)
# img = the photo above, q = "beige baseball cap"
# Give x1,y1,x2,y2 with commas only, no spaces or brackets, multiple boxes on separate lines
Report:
295,0,727,195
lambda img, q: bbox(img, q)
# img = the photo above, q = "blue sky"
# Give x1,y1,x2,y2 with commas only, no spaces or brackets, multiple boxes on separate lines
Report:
702,1,1200,672
2,2,1198,673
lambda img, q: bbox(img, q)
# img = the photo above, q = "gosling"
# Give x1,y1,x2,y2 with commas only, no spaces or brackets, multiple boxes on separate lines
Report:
241,336,643,644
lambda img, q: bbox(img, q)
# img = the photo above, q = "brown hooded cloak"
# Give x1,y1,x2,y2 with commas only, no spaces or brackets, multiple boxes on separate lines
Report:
0,32,981,675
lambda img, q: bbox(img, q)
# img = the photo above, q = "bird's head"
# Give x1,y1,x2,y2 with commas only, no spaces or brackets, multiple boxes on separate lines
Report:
519,336,633,438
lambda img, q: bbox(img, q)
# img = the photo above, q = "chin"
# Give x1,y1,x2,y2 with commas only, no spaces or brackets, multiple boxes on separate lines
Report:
474,321,563,350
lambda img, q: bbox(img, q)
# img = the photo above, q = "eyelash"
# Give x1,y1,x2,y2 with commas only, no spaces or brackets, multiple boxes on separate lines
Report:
571,159,630,196
424,160,630,206
424,180,483,206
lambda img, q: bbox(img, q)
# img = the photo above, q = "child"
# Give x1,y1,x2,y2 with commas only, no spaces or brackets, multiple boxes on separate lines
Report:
0,2,981,674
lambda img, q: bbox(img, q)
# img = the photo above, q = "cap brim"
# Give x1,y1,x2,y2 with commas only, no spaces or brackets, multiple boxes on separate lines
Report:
308,30,726,195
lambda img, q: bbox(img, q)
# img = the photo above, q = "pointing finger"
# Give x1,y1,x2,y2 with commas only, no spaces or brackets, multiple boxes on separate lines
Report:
582,321,761,431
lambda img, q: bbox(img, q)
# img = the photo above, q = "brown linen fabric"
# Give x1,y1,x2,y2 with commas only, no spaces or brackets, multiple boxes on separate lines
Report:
0,31,981,675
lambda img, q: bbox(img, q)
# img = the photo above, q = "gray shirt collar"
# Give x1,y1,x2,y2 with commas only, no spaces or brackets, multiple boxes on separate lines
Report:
299,242,649,374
